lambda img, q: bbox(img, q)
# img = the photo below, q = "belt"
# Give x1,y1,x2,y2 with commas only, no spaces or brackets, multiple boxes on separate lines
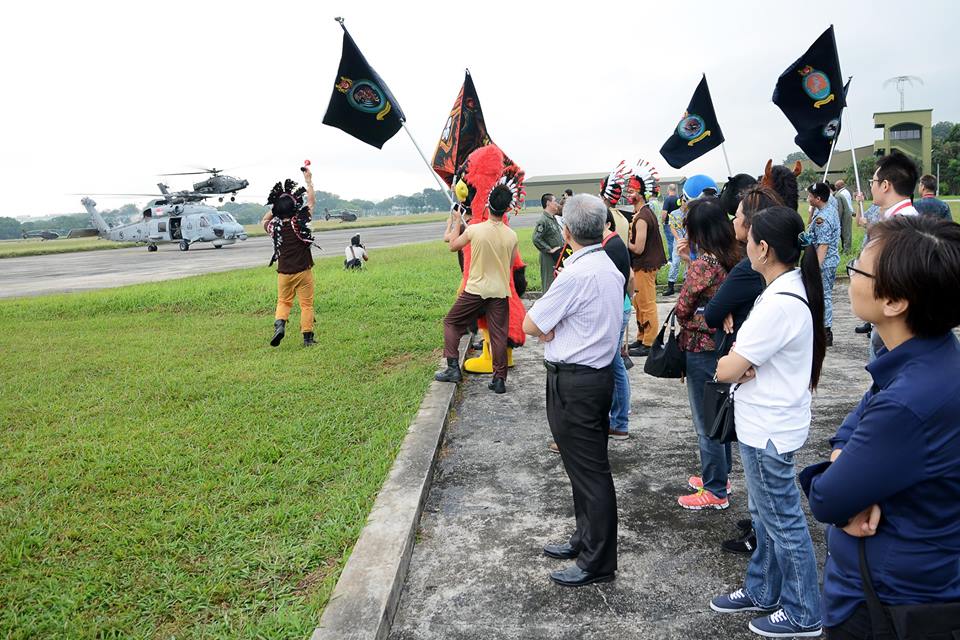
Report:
543,360,610,373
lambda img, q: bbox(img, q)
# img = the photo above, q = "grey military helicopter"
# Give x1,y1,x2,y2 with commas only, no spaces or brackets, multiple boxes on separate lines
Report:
22,229,64,240
159,167,250,202
80,184,247,252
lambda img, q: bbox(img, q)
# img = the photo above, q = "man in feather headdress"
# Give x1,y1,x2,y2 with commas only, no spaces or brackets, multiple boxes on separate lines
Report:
260,167,318,347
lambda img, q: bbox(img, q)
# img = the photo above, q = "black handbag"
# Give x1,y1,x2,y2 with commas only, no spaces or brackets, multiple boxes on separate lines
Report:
858,538,960,639
644,307,685,378
702,333,738,444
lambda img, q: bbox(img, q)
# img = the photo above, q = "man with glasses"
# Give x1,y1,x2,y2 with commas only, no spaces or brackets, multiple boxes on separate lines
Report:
871,150,919,219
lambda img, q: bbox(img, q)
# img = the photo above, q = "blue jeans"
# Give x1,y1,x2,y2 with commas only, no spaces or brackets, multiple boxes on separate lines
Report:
663,223,674,256
741,440,822,629
668,242,685,284
610,309,631,432
822,265,837,327
684,350,732,498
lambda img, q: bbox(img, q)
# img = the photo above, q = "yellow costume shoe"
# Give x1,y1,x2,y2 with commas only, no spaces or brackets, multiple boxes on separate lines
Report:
463,330,514,373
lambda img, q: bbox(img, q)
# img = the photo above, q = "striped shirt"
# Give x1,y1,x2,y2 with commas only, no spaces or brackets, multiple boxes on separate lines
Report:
527,244,625,368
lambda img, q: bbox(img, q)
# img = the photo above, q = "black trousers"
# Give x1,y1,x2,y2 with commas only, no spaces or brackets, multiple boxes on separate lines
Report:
545,362,617,575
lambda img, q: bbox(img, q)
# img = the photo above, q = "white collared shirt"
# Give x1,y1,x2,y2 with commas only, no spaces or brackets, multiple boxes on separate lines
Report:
527,244,624,368
882,198,919,219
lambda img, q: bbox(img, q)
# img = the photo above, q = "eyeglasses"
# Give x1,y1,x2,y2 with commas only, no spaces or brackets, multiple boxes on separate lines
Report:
846,259,874,279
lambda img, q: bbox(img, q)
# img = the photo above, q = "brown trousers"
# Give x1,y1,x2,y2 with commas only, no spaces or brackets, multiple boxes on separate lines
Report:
443,292,509,379
275,269,314,333
632,269,659,347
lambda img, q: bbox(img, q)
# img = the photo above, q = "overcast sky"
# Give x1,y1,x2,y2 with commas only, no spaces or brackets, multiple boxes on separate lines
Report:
2,0,957,218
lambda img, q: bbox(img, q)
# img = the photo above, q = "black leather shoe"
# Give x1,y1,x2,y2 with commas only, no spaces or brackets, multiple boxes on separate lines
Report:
628,339,644,350
628,344,650,357
549,565,615,587
543,542,580,560
825,327,834,347
854,322,872,334
302,332,316,347
270,319,286,347
434,357,462,383
488,377,506,394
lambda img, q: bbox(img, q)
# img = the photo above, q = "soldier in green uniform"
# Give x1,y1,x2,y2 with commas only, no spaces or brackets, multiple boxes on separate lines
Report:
532,193,564,292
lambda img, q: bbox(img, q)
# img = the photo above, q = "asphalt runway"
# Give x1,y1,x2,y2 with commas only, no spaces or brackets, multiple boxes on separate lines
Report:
0,215,537,299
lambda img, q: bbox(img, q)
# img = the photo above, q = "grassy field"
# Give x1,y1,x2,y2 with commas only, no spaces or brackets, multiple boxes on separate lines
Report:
0,237,137,258
0,213,452,258
0,232,545,639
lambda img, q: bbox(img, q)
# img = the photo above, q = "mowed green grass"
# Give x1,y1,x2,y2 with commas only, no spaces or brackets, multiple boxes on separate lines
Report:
0,233,543,639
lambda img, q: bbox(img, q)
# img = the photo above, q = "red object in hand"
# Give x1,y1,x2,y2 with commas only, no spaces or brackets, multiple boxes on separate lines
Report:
303,159,311,167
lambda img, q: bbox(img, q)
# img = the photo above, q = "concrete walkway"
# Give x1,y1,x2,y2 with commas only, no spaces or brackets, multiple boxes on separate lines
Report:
390,285,871,640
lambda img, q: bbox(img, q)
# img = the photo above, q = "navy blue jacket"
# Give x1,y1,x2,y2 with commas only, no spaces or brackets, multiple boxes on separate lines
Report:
800,334,960,628
703,257,764,342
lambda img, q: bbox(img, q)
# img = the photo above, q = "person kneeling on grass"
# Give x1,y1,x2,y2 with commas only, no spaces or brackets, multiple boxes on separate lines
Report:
344,234,368,269
261,168,318,348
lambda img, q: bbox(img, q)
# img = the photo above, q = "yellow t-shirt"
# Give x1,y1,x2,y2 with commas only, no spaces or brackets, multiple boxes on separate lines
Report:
465,220,518,299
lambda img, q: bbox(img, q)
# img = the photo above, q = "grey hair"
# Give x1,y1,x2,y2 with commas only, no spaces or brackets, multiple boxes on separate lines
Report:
562,194,607,245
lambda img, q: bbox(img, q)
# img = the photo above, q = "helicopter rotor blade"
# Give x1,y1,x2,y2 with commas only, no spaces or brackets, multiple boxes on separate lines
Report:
158,171,212,177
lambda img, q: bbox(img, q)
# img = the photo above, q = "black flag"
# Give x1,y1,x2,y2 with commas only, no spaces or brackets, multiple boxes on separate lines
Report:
323,27,404,149
431,70,492,186
773,25,846,166
660,75,725,170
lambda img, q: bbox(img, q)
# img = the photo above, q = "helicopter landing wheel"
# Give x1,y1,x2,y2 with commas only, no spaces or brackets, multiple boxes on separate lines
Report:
214,244,223,249
179,240,189,251
147,244,158,252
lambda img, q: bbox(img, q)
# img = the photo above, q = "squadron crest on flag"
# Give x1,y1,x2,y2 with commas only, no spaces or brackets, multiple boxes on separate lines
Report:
822,118,840,139
338,77,393,121
799,65,835,109
677,112,711,146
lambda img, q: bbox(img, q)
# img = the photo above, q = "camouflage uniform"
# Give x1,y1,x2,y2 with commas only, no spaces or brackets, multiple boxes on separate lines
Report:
808,200,841,328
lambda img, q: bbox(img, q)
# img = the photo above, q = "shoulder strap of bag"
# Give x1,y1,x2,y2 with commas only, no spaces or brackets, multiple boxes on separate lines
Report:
857,538,897,636
776,291,810,308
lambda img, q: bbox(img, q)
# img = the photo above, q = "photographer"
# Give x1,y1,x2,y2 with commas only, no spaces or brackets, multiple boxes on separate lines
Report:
344,234,368,269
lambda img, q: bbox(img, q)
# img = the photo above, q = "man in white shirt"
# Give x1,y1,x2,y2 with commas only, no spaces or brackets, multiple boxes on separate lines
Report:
868,150,920,359
343,234,368,269
870,150,919,220
523,194,624,588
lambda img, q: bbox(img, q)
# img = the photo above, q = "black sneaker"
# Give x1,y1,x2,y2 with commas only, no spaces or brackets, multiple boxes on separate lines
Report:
270,319,286,347
721,531,757,555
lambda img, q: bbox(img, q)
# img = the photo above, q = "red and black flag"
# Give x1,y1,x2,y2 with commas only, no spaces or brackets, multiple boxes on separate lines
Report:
772,25,846,166
431,70,492,186
323,23,405,149
660,75,725,169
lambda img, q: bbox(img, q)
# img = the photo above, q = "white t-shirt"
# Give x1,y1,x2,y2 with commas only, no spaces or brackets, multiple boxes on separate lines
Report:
344,245,367,261
882,198,919,219
732,269,814,454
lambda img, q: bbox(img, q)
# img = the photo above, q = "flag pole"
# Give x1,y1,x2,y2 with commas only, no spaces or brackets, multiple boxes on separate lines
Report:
847,125,864,217
822,137,838,182
720,143,733,178
401,121,455,206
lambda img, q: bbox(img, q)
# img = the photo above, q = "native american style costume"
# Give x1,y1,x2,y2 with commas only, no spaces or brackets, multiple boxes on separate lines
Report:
265,179,319,267
452,144,527,374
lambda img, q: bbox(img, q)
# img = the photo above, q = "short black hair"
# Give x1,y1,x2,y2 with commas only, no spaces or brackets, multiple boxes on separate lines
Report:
869,215,960,337
605,209,616,232
541,193,555,209
273,194,297,219
489,184,513,216
876,150,919,198
919,174,938,193
564,189,574,197
807,182,831,203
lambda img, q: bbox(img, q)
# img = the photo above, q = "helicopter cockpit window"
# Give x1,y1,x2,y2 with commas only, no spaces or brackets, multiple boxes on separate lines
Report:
199,217,210,227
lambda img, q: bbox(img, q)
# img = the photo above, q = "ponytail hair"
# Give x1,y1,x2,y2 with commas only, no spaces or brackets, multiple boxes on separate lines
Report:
749,205,826,389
